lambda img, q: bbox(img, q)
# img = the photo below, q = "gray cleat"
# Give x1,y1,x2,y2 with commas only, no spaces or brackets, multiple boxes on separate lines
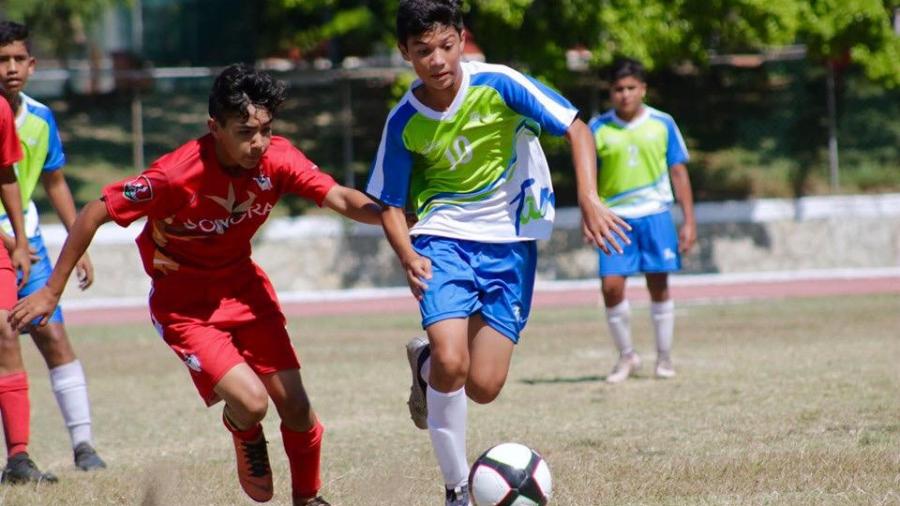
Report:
406,336,430,430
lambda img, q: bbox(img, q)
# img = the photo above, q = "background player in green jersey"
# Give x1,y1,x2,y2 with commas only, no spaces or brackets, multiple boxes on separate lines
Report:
0,21,106,471
368,1,629,504
588,57,696,383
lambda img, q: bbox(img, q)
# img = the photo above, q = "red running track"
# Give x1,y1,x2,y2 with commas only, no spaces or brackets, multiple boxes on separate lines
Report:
62,276,900,326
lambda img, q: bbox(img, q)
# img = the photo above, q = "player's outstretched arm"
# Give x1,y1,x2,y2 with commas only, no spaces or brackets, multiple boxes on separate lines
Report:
381,206,431,301
0,168,31,287
321,185,383,225
565,119,631,254
42,170,95,289
9,199,110,330
669,163,696,253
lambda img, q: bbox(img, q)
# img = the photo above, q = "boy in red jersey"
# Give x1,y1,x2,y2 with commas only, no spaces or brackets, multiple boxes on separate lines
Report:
0,88,55,483
10,64,381,505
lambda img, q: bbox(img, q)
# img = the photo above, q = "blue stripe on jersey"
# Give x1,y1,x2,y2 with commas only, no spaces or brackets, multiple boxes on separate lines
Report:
588,112,615,169
24,96,65,171
469,71,577,137
648,111,689,167
588,111,615,134
366,100,417,208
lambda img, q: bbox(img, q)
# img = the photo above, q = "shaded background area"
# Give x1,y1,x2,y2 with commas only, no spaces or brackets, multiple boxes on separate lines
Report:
36,60,899,219
4,0,899,218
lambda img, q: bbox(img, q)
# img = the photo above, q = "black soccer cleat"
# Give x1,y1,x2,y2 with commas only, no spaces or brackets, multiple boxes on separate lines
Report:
1,452,58,484
74,442,107,471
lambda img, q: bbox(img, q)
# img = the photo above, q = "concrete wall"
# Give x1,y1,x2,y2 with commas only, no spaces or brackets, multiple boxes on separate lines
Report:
42,193,900,303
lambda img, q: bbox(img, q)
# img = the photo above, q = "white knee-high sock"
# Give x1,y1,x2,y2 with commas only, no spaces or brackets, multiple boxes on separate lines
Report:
651,299,675,360
427,386,468,489
419,356,431,385
605,300,633,356
49,360,93,448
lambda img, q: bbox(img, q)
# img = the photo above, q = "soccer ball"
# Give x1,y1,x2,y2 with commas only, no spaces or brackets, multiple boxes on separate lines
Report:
468,443,552,506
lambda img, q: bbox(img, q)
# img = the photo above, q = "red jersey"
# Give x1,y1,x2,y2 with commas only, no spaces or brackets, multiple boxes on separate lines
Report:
0,98,22,168
102,135,337,278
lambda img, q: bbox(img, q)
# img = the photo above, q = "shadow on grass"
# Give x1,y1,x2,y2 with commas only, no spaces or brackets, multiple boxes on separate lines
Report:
519,375,604,385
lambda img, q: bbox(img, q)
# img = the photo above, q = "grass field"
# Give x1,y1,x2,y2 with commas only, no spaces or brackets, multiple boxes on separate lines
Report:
1,293,898,505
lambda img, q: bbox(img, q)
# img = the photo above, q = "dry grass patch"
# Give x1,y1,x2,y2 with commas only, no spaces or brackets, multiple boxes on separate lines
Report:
1,294,896,505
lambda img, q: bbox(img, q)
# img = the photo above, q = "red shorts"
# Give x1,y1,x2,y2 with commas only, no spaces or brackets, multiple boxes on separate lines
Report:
0,250,15,310
149,262,300,406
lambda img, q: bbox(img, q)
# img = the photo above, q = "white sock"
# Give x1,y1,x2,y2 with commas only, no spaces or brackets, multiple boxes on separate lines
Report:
427,386,468,489
605,300,633,356
419,356,431,385
49,360,94,448
651,299,675,360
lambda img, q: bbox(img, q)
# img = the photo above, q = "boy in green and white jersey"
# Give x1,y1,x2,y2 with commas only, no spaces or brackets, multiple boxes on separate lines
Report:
367,1,629,504
0,21,105,471
588,57,696,383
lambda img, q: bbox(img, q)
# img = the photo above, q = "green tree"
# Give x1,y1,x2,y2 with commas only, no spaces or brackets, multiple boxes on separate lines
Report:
2,0,124,60
466,0,898,87
798,0,900,87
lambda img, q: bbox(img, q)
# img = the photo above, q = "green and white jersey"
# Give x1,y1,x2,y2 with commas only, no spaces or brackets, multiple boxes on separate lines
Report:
0,93,66,237
588,106,689,218
366,60,578,242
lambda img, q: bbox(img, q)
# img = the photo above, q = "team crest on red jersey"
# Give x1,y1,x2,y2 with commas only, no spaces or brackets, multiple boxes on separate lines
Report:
123,176,153,202
253,174,272,191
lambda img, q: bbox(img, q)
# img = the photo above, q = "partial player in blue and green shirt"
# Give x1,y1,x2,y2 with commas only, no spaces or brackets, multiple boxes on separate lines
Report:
4,94,69,321
587,57,696,385
367,2,629,503
0,19,107,472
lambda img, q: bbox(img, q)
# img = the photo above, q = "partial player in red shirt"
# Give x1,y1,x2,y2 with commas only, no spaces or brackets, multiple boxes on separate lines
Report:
10,64,381,505
0,89,52,483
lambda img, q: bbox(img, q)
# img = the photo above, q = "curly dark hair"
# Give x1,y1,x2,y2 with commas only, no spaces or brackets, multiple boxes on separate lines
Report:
396,0,463,45
208,63,286,124
0,21,30,50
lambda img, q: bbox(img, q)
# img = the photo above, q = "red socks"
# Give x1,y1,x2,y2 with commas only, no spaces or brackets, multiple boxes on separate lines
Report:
0,371,29,457
282,421,324,500
222,409,263,442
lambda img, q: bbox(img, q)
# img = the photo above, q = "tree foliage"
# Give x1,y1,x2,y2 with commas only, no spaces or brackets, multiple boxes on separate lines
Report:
1,0,124,59
257,0,897,87
3,0,896,88
466,0,898,86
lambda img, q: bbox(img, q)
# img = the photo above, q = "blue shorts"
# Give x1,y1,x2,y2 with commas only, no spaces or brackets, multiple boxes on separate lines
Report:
413,235,537,343
17,233,64,328
598,209,681,277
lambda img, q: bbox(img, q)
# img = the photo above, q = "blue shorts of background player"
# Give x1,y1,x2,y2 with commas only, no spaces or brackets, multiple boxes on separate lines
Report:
413,235,537,344
598,209,681,276
16,232,64,328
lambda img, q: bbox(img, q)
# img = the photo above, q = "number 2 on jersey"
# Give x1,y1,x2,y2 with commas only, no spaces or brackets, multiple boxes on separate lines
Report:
627,144,639,168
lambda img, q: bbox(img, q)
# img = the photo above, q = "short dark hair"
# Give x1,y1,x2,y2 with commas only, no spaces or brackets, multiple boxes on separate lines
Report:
396,0,463,45
0,21,29,50
208,63,286,124
609,57,646,83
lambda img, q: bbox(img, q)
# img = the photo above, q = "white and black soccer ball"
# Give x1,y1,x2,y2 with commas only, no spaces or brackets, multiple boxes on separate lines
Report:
468,442,552,506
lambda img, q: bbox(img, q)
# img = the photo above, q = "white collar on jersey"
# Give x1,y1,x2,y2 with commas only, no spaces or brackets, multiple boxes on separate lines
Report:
612,106,652,130
406,60,472,121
